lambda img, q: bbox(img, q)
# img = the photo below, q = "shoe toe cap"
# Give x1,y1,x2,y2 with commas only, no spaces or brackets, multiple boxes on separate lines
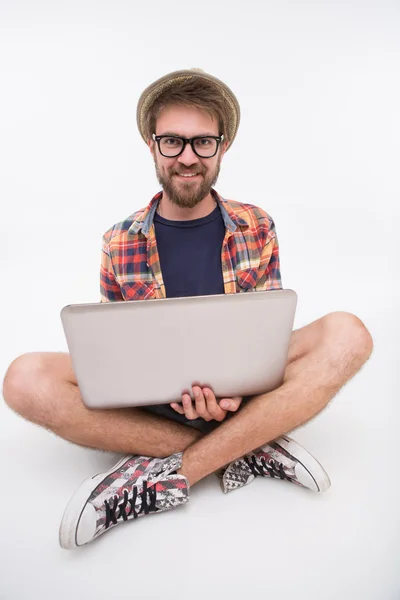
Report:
76,503,97,546
294,465,319,490
294,464,331,492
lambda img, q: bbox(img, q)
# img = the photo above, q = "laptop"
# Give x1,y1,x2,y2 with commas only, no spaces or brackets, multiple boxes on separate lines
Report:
60,289,297,409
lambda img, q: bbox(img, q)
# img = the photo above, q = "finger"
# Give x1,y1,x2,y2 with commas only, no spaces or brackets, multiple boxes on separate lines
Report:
219,396,243,412
203,388,227,422
193,386,213,421
170,402,185,414
182,393,199,420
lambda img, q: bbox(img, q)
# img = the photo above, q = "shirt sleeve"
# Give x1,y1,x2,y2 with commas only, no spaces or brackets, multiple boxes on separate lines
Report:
100,235,124,302
255,220,283,291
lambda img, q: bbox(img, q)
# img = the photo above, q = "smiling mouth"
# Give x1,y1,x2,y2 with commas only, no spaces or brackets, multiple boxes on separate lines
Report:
176,173,202,179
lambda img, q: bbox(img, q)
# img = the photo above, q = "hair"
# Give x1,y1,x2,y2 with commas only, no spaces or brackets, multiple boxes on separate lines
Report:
144,77,231,142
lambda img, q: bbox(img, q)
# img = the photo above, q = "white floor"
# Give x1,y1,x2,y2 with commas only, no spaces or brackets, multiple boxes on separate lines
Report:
1,1,399,598
0,316,398,599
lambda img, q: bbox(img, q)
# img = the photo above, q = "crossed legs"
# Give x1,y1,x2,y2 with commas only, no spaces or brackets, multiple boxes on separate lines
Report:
2,311,373,483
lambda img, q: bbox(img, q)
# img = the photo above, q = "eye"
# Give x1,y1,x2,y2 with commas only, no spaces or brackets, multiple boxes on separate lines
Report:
193,137,217,154
163,137,180,146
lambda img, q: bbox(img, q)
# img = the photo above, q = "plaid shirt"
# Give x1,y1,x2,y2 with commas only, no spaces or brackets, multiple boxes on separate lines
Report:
100,188,282,302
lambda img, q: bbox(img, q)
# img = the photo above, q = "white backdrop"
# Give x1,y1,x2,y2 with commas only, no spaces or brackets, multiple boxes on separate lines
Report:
0,1,399,598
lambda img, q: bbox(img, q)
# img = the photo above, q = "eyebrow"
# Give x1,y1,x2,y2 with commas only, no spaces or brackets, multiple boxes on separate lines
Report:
157,132,219,137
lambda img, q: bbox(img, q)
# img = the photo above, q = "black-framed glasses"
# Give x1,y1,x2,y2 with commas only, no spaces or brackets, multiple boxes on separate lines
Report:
152,133,224,158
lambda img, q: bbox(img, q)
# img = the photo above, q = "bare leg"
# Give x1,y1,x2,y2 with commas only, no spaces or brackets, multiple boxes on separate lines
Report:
2,311,373,482
177,311,374,485
2,352,202,457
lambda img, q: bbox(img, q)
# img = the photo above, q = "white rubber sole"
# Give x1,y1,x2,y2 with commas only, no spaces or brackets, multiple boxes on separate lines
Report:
275,435,331,492
59,454,132,549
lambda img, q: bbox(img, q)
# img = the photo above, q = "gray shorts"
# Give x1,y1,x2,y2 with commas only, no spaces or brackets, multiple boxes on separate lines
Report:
144,396,252,434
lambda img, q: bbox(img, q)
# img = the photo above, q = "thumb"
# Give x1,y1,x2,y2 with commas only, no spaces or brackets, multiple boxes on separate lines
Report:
220,396,243,411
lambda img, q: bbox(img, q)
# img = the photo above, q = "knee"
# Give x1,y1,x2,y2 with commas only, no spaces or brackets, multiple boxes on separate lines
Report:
323,311,374,362
2,352,55,425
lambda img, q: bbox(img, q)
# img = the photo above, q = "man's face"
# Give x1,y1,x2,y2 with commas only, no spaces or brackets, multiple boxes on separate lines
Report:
149,105,227,209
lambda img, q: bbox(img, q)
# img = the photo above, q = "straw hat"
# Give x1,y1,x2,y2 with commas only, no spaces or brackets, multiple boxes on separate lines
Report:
136,68,240,150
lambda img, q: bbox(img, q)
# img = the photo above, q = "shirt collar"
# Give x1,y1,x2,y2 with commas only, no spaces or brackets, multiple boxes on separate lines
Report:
128,188,249,237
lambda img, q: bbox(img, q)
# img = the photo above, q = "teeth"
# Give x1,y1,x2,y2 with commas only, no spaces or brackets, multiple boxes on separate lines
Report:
179,174,199,177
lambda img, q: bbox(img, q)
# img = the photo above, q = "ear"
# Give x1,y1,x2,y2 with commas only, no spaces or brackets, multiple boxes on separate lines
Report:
219,139,229,160
148,137,155,158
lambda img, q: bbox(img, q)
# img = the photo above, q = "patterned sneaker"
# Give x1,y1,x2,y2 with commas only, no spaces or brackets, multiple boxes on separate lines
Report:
59,452,189,549
221,435,331,494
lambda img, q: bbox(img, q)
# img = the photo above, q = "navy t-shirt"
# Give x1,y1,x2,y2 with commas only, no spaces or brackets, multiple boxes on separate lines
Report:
154,204,225,298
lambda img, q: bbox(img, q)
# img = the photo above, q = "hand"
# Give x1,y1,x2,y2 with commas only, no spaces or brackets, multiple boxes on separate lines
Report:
170,385,243,422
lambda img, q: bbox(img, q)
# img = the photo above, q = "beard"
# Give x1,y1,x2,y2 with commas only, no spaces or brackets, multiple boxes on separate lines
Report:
154,155,222,209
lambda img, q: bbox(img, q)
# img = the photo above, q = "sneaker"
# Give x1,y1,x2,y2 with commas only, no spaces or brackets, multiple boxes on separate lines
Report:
59,452,189,549
221,435,331,494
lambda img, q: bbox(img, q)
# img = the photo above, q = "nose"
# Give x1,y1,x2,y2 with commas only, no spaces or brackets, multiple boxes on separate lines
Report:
176,141,200,166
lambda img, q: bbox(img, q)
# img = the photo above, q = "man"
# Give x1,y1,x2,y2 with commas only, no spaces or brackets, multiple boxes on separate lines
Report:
2,68,373,550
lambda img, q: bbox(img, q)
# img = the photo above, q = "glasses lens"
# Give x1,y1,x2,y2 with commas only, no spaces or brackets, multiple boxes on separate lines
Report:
193,137,218,157
159,137,184,157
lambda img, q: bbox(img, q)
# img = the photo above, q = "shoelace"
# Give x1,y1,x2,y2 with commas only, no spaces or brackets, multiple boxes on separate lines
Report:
244,454,291,481
104,480,158,528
